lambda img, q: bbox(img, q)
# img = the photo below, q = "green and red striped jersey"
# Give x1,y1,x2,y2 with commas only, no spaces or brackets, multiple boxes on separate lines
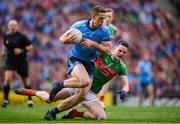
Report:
91,54,127,93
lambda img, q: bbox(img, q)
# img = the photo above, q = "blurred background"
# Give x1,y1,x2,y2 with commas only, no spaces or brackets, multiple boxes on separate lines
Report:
0,0,179,106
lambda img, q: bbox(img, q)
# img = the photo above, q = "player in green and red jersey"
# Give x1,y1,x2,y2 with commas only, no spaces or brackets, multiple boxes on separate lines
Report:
15,40,129,120
98,8,117,107
105,8,117,37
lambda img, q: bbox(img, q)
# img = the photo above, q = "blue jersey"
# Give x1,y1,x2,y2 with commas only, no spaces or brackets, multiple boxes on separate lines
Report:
70,20,111,62
137,60,152,84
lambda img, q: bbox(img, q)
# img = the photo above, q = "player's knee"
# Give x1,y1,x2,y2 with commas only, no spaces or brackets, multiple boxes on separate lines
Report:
4,78,12,85
46,100,53,104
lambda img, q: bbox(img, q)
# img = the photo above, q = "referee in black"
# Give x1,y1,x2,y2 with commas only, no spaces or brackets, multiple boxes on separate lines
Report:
1,20,34,107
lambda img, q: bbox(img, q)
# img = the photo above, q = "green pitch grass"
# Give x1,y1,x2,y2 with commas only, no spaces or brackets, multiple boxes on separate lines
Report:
0,105,180,123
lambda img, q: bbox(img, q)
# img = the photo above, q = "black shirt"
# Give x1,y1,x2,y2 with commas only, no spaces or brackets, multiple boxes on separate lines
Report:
3,31,32,60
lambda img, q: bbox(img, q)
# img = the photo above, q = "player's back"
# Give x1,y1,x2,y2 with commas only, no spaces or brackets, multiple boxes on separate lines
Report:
69,20,110,62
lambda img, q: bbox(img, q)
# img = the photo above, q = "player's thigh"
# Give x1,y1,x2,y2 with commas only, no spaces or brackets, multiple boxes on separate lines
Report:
53,89,71,101
83,101,106,120
4,70,14,84
71,64,91,86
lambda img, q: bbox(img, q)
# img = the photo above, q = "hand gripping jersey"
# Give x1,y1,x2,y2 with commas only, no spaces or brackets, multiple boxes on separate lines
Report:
91,54,127,93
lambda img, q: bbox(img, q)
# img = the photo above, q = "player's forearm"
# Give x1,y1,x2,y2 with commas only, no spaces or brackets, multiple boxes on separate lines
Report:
120,77,129,93
93,42,110,55
122,83,129,93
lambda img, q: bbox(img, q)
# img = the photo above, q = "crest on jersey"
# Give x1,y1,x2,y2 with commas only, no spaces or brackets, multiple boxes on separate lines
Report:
6,40,9,44
114,65,118,71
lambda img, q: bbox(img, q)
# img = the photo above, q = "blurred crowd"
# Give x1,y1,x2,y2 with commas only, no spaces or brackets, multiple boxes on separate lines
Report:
0,0,179,98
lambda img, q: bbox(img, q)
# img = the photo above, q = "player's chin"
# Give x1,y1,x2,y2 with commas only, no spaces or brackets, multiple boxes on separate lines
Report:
97,23,103,27
116,56,122,60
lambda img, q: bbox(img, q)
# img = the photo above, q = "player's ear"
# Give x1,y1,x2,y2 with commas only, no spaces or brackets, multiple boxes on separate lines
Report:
92,15,96,19
111,46,116,53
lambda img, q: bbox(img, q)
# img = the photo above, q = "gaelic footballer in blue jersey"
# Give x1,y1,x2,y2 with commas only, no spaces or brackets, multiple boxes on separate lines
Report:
43,6,111,120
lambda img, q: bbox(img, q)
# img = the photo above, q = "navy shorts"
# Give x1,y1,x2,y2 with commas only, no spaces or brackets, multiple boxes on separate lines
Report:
67,56,95,79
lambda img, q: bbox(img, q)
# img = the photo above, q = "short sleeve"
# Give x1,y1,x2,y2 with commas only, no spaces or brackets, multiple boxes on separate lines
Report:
22,35,32,46
70,22,79,29
102,29,111,41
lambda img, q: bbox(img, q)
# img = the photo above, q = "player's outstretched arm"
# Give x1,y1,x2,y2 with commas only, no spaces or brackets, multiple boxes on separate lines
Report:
120,76,129,93
93,41,111,55
118,76,129,100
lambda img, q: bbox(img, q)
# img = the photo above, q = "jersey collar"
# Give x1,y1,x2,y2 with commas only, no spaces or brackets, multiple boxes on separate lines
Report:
87,19,99,31
110,55,121,63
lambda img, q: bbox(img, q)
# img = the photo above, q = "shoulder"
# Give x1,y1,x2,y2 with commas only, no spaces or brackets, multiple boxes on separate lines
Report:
18,32,28,39
119,60,127,69
71,20,88,28
100,53,109,58
17,32,25,36
109,24,117,30
138,60,144,65
101,24,110,33
4,32,10,37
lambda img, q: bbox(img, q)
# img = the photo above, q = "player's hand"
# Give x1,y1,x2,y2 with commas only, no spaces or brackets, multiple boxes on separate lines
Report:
14,48,23,55
80,39,95,49
45,99,52,104
66,33,77,44
61,33,77,44
118,90,127,100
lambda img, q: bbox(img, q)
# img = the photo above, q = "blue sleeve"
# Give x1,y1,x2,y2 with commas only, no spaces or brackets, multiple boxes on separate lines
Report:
70,22,83,30
70,22,78,29
102,29,111,41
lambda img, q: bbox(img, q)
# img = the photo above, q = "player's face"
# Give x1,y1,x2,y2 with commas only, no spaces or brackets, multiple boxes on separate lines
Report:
93,12,106,27
8,21,18,34
105,12,113,25
143,53,149,61
112,45,127,61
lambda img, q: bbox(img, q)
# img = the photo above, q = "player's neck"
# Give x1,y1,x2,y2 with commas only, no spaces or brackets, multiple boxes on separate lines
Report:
106,22,111,26
111,55,121,62
9,31,18,35
89,19,98,29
